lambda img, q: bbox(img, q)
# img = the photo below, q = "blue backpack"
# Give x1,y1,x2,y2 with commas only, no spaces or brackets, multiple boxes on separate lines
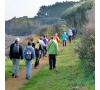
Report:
25,47,32,61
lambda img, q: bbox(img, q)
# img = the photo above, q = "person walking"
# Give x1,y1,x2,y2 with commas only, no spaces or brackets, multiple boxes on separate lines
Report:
30,38,35,48
39,37,45,59
54,33,60,43
42,36,48,57
47,36,58,70
67,28,73,42
62,32,68,47
34,39,42,69
23,41,35,80
9,38,23,78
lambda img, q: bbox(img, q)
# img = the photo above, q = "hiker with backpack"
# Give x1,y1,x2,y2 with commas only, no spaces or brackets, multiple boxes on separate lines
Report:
9,38,23,78
34,39,42,69
47,36,59,70
23,41,35,80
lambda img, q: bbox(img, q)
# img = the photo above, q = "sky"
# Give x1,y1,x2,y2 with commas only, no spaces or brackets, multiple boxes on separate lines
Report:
5,0,80,20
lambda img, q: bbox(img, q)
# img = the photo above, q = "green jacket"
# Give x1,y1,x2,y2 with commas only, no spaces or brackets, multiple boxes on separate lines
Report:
47,40,58,54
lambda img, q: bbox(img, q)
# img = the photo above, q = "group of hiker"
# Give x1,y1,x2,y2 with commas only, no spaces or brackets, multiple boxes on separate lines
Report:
9,27,77,80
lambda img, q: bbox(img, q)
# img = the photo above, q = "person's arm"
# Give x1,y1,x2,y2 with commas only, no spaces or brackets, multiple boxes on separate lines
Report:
19,45,23,60
9,44,13,60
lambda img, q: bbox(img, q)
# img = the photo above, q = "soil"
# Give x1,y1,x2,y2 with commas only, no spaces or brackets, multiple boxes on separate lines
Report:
5,44,68,90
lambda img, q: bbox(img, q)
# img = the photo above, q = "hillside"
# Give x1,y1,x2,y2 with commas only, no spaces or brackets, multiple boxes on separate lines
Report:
5,1,79,36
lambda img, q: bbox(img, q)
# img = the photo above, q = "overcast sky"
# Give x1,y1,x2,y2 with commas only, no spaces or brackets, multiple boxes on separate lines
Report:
5,0,80,20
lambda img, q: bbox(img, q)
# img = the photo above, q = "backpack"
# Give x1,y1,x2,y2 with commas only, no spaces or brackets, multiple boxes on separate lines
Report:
13,43,19,53
25,47,32,60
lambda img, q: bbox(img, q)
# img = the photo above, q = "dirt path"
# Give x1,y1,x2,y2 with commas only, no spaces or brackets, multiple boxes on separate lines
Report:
5,43,68,90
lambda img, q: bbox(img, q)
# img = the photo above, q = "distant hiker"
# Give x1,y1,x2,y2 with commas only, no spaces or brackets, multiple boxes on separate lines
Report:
54,33,60,43
42,36,48,57
9,38,23,78
67,28,73,42
62,32,68,47
47,36,58,70
34,39,42,69
39,37,45,59
23,41,35,80
30,38,35,48
72,28,76,40
30,38,35,65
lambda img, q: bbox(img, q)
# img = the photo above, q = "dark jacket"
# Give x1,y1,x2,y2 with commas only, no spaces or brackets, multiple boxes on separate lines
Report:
9,43,23,59
35,44,42,55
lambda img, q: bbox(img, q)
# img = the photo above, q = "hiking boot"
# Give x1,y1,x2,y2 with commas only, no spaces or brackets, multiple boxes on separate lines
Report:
26,77,30,80
15,75,18,78
12,73,14,77
34,67,37,69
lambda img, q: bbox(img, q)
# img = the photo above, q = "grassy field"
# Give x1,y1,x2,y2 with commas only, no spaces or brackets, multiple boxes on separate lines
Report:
18,37,94,90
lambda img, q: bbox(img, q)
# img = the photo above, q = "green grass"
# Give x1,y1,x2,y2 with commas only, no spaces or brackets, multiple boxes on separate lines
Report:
5,58,25,80
19,37,94,90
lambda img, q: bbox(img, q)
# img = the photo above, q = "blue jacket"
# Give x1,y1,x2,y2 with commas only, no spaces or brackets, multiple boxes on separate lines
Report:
62,33,68,40
23,45,35,60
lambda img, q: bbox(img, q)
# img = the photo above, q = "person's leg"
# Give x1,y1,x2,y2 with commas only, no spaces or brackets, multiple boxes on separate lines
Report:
63,40,64,47
27,60,32,79
15,59,20,77
34,54,38,68
65,40,66,46
12,59,16,76
49,54,53,70
53,55,56,69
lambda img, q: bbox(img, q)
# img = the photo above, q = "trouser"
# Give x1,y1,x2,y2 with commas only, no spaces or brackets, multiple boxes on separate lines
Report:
43,47,47,56
12,59,20,76
63,40,66,47
72,34,75,40
48,54,56,69
39,49,43,59
34,54,39,67
25,60,32,78
68,36,72,42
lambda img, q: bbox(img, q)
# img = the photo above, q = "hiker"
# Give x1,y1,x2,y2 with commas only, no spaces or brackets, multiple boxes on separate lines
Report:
9,38,23,78
39,37,45,59
30,38,35,65
54,33,60,43
47,36,58,70
23,41,35,80
62,32,68,47
72,28,76,40
30,38,35,48
42,36,48,57
67,28,73,42
34,39,42,69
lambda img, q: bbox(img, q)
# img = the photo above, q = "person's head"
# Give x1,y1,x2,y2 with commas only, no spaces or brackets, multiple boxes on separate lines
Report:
15,37,20,43
37,39,39,43
43,36,46,38
27,41,32,45
30,38,34,42
64,32,66,34
50,36,54,40
55,33,58,36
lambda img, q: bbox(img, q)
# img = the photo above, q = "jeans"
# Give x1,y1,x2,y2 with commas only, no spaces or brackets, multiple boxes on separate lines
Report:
48,54,56,69
39,49,43,59
12,59,20,76
24,60,32,78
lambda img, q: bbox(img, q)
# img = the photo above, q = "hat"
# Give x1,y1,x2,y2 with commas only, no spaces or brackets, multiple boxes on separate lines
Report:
15,37,20,41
